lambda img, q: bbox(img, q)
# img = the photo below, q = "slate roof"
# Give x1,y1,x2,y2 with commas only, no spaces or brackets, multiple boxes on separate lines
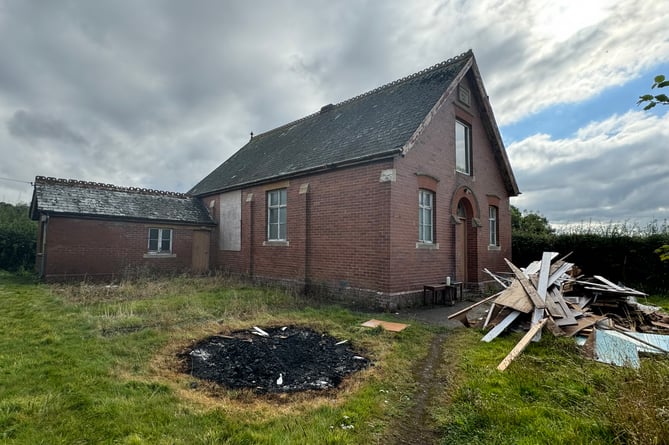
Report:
30,176,215,225
189,51,478,196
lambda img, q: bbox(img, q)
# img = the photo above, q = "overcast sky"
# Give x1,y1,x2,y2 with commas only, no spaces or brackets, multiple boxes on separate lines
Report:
1,0,668,228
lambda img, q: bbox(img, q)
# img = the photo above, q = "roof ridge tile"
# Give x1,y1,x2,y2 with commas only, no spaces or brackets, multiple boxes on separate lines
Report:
252,50,473,139
34,176,190,199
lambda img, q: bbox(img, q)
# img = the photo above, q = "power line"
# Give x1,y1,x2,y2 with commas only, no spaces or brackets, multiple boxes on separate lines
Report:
0,176,33,185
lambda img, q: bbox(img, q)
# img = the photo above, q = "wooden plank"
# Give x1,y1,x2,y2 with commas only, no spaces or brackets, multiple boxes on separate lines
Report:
481,310,521,342
546,317,567,336
523,260,542,276
593,275,647,296
447,292,501,320
560,314,606,337
547,262,574,287
583,286,645,297
494,280,533,313
543,288,566,319
361,319,409,332
483,268,509,288
483,302,496,329
524,252,559,275
593,275,625,290
651,320,669,330
497,318,548,371
531,252,553,341
505,258,546,309
552,288,576,320
550,288,578,326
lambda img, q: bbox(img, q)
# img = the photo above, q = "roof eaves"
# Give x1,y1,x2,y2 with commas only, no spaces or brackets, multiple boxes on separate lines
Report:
193,147,402,197
37,210,216,226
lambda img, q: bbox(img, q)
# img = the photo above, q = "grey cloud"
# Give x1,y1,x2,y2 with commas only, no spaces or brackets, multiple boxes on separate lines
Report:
7,110,89,146
0,0,667,231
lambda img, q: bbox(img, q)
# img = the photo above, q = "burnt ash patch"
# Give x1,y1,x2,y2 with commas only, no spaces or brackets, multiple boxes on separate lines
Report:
180,326,371,393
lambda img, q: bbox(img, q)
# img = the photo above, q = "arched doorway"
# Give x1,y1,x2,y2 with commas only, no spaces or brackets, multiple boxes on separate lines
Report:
455,198,477,284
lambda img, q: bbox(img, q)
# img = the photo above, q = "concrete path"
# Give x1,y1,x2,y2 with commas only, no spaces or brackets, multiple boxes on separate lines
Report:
387,297,492,328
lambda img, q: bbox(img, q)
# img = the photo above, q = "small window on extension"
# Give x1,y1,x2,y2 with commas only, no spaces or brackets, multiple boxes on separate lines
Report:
148,228,173,254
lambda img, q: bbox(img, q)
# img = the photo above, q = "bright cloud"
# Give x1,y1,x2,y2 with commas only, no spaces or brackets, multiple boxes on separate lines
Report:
0,0,667,227
509,109,669,224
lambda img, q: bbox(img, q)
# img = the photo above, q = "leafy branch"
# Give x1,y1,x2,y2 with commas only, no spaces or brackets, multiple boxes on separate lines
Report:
637,74,669,110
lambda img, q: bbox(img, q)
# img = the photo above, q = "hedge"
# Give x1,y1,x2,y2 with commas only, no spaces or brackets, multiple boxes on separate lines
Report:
512,233,669,293
0,227,36,272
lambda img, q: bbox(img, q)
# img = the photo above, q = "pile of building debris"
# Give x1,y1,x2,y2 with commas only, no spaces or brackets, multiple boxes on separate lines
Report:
450,252,669,370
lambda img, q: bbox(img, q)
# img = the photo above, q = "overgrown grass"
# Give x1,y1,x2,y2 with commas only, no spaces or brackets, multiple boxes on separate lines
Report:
3,272,668,444
0,272,434,444
435,311,669,445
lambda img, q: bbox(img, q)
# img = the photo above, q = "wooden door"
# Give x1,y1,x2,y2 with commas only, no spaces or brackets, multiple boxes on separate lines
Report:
191,230,210,274
455,201,468,283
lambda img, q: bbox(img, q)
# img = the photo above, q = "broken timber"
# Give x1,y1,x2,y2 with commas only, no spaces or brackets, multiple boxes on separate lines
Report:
451,251,666,370
497,318,548,371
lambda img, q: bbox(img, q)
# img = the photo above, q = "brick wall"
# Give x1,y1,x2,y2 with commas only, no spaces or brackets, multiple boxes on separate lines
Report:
39,216,204,281
215,161,394,292
390,74,512,292
204,78,514,307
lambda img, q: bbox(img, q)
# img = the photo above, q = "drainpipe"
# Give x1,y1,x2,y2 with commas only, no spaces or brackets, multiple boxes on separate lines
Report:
39,214,49,278
246,193,254,278
300,183,311,291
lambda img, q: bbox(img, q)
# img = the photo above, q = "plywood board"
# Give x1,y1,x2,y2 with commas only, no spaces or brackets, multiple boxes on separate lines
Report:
505,259,546,309
361,319,409,332
494,280,533,313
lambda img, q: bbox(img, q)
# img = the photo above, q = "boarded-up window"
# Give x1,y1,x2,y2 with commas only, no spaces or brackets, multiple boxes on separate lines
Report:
219,190,241,251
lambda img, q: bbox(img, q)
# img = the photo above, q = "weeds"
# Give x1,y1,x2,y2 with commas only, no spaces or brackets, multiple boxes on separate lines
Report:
0,273,432,444
3,272,668,444
436,322,669,445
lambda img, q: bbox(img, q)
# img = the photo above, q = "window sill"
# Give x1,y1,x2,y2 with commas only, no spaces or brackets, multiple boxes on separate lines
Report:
143,253,177,258
416,242,439,250
488,245,501,251
263,240,290,247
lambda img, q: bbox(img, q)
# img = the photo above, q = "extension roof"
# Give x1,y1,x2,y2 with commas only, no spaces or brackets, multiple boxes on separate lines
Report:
190,50,519,197
30,176,215,225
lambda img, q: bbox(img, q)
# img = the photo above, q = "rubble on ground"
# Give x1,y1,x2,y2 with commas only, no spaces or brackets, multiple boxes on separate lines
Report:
450,252,669,369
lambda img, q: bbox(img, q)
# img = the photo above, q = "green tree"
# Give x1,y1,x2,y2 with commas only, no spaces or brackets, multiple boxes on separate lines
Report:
511,205,553,236
637,74,669,110
0,202,37,271
656,245,669,263
638,75,669,261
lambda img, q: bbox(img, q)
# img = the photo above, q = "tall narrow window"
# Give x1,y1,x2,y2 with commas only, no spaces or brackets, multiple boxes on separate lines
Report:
489,206,499,246
148,228,173,253
267,188,287,241
418,189,434,243
455,120,472,174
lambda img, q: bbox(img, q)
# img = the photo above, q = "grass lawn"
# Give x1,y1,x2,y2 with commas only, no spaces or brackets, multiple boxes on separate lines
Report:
1,271,668,444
